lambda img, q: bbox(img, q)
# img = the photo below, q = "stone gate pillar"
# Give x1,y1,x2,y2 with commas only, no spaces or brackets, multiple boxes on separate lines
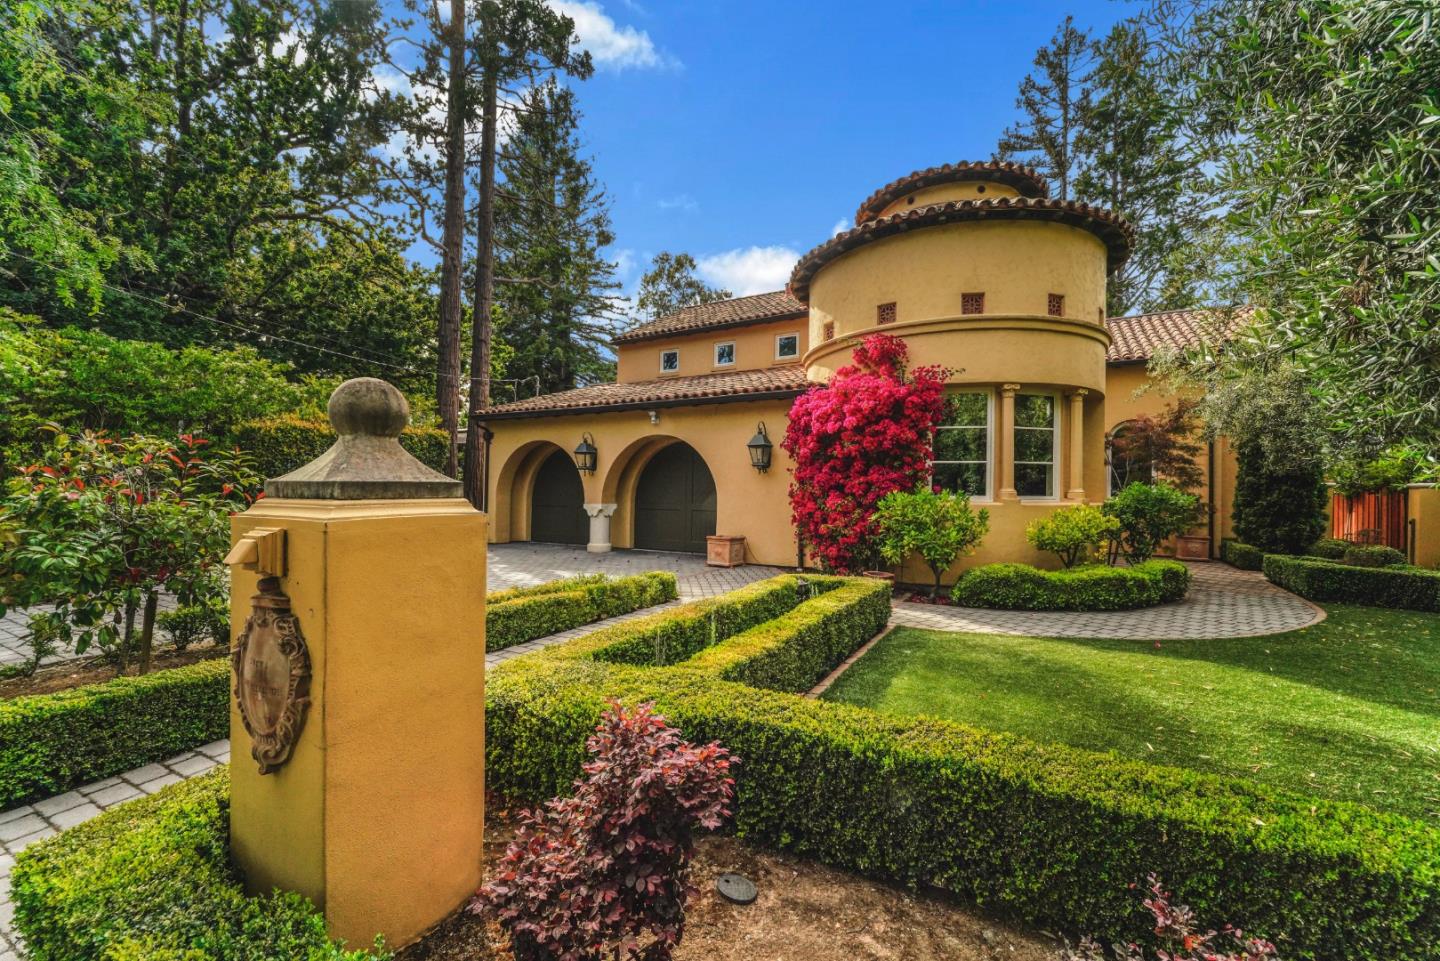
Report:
226,378,486,950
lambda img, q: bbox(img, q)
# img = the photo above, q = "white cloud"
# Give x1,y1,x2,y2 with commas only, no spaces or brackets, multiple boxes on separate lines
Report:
547,0,672,70
697,246,800,296
831,217,851,237
657,193,698,213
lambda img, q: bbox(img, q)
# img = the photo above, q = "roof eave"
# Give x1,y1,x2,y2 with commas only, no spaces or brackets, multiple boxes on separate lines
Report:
611,309,809,346
479,387,808,421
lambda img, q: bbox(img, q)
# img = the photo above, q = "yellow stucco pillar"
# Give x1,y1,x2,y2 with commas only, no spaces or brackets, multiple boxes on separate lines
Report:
1066,389,1088,501
227,378,486,952
998,383,1021,502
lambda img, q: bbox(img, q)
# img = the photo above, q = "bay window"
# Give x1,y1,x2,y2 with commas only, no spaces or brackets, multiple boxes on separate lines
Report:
932,392,990,498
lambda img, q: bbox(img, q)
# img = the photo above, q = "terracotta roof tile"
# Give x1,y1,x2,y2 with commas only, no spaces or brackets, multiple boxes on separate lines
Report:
1105,306,1253,363
480,366,811,420
854,160,1048,224
613,290,806,345
790,197,1135,301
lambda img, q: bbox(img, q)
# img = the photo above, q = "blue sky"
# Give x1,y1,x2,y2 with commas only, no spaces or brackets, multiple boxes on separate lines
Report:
554,0,1136,299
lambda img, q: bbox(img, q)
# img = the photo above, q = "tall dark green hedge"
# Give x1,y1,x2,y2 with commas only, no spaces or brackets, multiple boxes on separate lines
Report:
1232,440,1328,554
232,415,450,480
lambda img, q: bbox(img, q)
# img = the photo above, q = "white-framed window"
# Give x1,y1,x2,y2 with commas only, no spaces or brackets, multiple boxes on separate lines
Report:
714,341,736,367
775,332,800,360
932,391,992,499
1014,392,1059,499
659,349,680,373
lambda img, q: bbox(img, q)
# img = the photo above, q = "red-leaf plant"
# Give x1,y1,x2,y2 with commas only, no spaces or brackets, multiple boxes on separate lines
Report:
1062,875,1279,961
781,333,948,573
474,701,736,961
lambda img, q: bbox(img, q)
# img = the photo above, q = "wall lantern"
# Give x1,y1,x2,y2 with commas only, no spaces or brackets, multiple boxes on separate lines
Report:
573,433,598,474
747,422,773,473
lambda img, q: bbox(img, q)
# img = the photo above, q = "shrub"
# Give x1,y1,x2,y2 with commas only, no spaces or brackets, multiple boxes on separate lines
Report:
233,414,449,480
873,488,989,594
1220,540,1264,570
1026,504,1120,568
1263,554,1440,612
486,572,678,652
157,599,229,651
1342,544,1407,568
1233,439,1327,555
951,560,1191,611
1063,875,1277,961
9,770,386,961
475,701,734,961
1103,483,1202,563
0,659,228,808
485,573,1440,960
1307,537,1351,560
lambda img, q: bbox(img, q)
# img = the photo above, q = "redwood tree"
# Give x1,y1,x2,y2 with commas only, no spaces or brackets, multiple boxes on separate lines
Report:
782,334,947,573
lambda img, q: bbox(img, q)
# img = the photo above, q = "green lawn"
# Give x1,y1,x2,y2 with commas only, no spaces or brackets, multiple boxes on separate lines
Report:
822,605,1440,820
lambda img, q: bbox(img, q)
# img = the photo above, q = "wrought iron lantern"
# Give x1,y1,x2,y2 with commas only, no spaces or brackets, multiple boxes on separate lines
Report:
747,422,773,473
573,433,598,474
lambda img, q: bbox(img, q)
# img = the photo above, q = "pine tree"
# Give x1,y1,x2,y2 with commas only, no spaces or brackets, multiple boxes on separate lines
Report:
995,15,1095,201
494,80,623,395
633,252,731,322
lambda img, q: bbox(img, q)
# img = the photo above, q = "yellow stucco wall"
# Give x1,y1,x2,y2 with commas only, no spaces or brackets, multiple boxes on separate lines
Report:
1407,487,1440,568
615,317,807,382
871,179,1023,219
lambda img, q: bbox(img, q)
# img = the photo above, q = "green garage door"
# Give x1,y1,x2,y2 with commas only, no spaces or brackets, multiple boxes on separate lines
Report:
529,449,587,545
634,443,716,554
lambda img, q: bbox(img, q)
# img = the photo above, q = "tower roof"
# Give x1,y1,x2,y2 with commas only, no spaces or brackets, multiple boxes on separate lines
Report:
853,160,1048,225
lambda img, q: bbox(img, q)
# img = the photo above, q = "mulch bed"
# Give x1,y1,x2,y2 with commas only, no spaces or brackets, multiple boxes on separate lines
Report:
0,643,227,699
399,806,1058,961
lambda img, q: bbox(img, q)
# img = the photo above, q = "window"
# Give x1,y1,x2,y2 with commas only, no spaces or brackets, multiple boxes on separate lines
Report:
1107,421,1153,494
961,292,985,315
775,333,800,360
1014,393,1057,498
877,302,897,325
932,392,990,498
660,349,680,373
714,341,736,367
1048,293,1065,317
822,321,835,341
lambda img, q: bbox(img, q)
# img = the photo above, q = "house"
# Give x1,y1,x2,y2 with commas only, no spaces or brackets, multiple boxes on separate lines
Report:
477,161,1244,578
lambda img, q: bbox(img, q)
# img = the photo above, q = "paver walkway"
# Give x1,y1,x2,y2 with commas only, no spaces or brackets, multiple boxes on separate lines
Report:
891,561,1323,639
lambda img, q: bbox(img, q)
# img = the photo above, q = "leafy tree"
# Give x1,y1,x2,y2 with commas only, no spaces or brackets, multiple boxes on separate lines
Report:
1232,441,1327,556
632,252,731,322
874,488,990,596
494,80,622,394
1106,397,1205,493
995,15,1095,201
1103,482,1202,564
1026,504,1119,568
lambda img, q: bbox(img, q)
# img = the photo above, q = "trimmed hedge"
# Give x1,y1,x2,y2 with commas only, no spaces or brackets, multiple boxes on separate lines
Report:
0,659,229,809
1307,537,1351,561
1264,554,1440,612
949,560,1191,611
1343,544,1407,568
484,572,1440,959
10,769,386,961
1221,539,1265,570
486,572,678,652
232,415,449,480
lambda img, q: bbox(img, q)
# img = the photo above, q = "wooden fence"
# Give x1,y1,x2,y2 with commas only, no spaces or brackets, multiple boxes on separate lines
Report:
1330,490,1409,551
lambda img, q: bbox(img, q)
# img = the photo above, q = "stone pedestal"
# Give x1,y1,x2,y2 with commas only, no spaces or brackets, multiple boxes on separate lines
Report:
583,502,617,553
228,378,486,951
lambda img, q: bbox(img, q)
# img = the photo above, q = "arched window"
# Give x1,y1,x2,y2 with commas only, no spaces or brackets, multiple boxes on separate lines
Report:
1107,420,1153,494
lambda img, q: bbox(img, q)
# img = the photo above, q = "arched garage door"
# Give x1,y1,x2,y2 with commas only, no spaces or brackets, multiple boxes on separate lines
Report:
634,443,716,554
529,449,587,545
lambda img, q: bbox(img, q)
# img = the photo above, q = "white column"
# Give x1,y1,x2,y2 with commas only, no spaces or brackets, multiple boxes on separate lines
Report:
583,503,618,553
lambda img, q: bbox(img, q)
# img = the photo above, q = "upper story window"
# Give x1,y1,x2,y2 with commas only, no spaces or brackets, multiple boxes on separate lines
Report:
961,292,985,315
714,341,736,367
1014,393,1058,498
932,392,990,499
877,302,897,325
660,349,680,373
775,333,800,360
1048,293,1065,317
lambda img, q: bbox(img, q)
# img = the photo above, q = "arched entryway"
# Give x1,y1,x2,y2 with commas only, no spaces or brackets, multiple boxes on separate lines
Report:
529,448,587,545
633,442,716,554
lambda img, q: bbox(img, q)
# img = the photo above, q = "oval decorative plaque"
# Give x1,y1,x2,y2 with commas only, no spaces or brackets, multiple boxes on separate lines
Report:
232,576,312,774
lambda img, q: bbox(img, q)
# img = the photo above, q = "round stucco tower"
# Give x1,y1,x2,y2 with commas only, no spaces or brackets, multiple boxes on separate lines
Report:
791,161,1133,567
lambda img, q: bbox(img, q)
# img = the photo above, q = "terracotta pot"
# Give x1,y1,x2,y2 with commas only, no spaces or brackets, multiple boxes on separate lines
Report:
1175,535,1212,561
706,535,747,568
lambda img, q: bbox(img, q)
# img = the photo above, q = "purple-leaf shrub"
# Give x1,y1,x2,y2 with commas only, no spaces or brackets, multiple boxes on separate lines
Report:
1062,876,1278,961
474,700,736,961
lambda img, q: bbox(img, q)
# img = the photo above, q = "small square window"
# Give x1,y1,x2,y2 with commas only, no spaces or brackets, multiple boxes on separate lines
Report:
776,333,799,359
660,349,679,373
714,341,736,367
877,302,897,325
1048,293,1065,317
961,292,985,315
822,321,835,341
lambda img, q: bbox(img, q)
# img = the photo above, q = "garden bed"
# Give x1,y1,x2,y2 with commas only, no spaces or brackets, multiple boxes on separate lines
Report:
0,643,226,699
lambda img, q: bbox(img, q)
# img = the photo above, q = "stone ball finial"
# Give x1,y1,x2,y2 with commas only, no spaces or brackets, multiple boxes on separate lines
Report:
328,377,410,438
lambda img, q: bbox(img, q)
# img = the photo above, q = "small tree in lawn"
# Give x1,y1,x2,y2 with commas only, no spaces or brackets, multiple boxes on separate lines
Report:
782,335,947,573
1103,483,1202,565
1027,504,1120,568
874,488,989,596
475,701,735,961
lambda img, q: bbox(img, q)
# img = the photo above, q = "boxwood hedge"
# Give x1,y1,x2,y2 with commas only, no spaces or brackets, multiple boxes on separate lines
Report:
1264,554,1440,612
486,572,677,652
949,559,1190,611
485,573,1440,960
10,769,386,961
1221,539,1265,570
